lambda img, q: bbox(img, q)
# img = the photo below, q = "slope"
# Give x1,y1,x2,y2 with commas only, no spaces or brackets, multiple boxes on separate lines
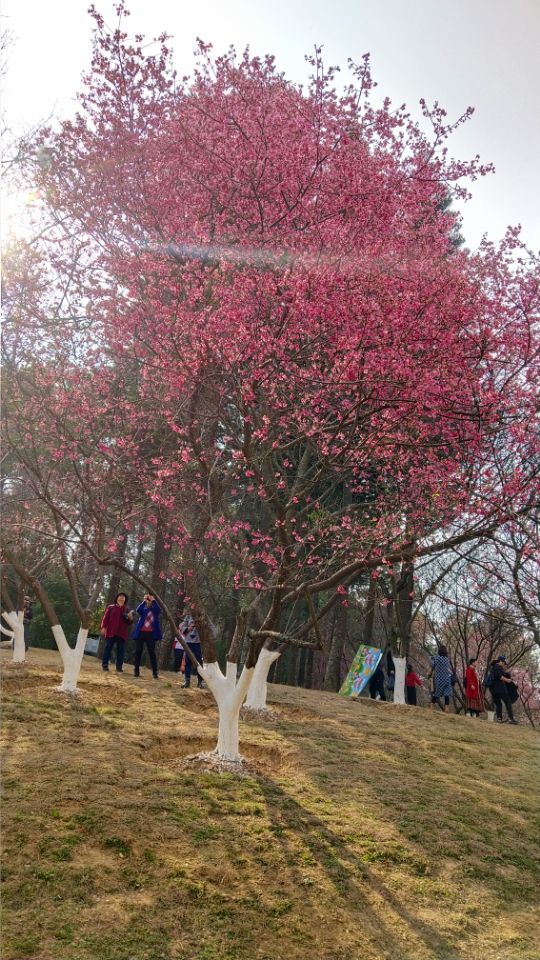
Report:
1,649,539,960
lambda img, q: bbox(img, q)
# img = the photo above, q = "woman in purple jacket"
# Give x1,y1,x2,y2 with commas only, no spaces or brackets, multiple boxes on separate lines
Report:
132,593,163,679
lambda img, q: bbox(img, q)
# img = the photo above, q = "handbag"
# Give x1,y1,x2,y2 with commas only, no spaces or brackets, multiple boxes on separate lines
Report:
507,682,519,704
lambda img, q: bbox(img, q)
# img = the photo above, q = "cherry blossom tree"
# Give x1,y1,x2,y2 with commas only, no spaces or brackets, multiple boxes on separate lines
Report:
4,5,539,752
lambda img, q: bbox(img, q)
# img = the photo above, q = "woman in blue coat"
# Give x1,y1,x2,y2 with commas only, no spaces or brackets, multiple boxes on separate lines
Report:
132,593,162,679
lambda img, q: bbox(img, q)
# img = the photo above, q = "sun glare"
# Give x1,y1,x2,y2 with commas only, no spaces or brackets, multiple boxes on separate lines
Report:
1,186,43,247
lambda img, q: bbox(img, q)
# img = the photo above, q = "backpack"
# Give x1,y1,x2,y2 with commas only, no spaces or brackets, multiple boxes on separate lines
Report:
483,668,494,690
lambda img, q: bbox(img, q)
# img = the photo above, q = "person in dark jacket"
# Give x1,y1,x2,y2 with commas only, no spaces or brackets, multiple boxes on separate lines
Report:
491,656,518,725
132,593,162,679
386,649,395,698
368,662,386,701
101,593,134,672
18,596,33,650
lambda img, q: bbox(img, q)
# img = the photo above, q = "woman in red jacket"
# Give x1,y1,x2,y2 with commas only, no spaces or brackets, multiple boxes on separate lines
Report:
464,657,485,717
101,593,133,673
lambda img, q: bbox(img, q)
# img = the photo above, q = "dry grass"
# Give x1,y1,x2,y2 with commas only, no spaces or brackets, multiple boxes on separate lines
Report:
1,648,539,960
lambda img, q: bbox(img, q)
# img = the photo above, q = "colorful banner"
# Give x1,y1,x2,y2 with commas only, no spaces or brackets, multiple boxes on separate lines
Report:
339,645,382,697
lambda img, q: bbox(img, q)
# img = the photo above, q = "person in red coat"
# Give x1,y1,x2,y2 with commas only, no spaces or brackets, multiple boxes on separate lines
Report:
464,657,485,717
405,664,424,706
101,593,134,673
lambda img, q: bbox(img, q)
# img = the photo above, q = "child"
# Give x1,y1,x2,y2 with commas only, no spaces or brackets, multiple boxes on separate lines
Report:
405,664,423,706
172,634,185,674
179,614,204,689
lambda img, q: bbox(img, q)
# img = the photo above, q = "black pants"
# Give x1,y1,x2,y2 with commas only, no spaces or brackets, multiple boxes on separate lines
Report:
134,634,158,676
369,678,386,701
173,649,183,672
184,642,203,682
492,684,514,721
406,686,417,706
102,635,125,671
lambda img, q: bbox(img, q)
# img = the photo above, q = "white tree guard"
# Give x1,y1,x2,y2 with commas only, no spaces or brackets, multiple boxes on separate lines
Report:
244,647,281,710
51,624,88,693
392,656,407,705
199,660,254,760
2,610,25,662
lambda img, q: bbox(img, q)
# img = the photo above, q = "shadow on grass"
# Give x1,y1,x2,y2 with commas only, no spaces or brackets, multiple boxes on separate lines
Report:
270,708,540,906
252,777,462,960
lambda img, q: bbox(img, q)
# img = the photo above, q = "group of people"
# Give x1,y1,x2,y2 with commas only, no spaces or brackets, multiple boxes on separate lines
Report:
100,593,204,687
17,589,524,725
368,645,520,724
368,650,427,707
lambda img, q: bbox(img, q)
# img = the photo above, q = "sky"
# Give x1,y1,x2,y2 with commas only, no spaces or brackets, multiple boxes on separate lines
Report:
1,0,539,250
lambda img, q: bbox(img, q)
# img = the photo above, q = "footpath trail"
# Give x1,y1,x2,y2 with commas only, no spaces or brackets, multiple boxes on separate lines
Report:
1,648,539,960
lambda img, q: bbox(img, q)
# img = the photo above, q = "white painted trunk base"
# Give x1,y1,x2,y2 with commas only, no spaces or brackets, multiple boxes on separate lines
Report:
392,656,407,705
199,661,254,761
2,611,25,662
52,625,88,693
244,648,281,711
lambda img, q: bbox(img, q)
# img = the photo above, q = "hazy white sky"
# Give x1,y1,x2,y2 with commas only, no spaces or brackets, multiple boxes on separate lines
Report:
2,0,539,249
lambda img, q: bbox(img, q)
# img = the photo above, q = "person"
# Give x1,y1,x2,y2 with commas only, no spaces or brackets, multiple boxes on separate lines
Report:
179,613,204,689
464,657,485,717
22,597,33,650
490,656,518,725
386,649,395,697
172,634,185,674
405,664,423,706
368,661,386,701
100,593,134,672
429,645,453,713
132,593,162,679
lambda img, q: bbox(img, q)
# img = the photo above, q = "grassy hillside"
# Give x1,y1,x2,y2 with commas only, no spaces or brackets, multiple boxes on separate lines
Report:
1,649,539,960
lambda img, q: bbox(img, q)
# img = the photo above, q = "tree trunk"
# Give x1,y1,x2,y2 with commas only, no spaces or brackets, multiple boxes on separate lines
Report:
362,574,378,646
51,624,89,693
287,645,300,686
151,519,168,593
159,581,185,671
244,647,281,710
323,603,347,691
131,519,147,576
2,611,25,662
395,554,415,660
200,661,254,760
304,647,314,689
393,656,407,706
296,647,307,687
105,533,128,605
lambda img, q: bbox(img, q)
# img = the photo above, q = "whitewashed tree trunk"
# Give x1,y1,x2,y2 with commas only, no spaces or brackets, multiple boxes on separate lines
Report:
199,660,254,761
244,648,281,710
393,656,407,705
2,611,25,662
51,624,88,693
